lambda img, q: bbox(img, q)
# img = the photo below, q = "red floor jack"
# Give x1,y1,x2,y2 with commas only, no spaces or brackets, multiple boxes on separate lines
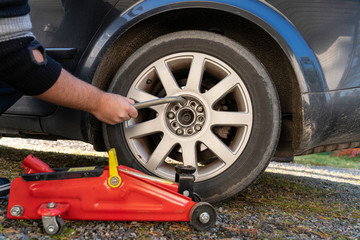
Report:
4,97,217,235
5,149,216,235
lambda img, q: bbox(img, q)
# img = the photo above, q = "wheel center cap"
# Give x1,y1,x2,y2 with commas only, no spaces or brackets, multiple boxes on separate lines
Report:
166,96,206,136
177,108,196,127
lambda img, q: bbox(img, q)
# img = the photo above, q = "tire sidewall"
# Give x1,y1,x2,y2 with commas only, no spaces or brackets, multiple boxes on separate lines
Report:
104,31,280,202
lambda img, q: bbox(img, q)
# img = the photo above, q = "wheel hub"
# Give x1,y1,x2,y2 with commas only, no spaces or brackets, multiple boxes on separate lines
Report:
166,96,206,136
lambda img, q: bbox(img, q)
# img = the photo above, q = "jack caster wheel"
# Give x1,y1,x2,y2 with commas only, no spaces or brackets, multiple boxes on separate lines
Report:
42,215,65,235
190,202,216,231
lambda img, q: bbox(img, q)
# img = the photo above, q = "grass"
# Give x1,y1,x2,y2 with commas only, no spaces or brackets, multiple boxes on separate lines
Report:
294,151,360,169
219,172,360,239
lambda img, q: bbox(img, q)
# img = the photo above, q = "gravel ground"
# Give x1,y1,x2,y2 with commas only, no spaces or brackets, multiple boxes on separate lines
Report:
0,138,359,239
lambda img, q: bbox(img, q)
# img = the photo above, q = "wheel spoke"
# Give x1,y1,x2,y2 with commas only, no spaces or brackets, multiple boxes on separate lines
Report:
201,131,237,165
124,118,163,139
185,54,206,92
154,60,180,95
203,74,239,105
180,141,198,171
145,136,177,172
211,110,252,127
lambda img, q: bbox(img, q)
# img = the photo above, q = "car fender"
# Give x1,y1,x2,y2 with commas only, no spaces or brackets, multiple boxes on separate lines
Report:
76,0,327,94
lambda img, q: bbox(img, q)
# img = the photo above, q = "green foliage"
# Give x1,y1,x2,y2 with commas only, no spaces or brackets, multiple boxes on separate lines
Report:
294,150,360,169
52,227,76,239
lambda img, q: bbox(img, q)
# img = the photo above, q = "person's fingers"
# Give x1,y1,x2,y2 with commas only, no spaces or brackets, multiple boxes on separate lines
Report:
120,96,138,119
125,97,135,105
128,105,138,118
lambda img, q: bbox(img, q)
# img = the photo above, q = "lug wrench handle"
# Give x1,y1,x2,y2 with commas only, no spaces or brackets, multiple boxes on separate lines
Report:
133,96,186,110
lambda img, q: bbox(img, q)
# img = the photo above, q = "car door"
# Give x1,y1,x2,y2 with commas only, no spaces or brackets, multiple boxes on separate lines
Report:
4,0,117,117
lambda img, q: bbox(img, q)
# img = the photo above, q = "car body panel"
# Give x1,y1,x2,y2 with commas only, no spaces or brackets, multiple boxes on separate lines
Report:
268,0,360,91
29,0,118,71
266,0,360,152
0,0,360,154
300,89,360,153
78,0,325,94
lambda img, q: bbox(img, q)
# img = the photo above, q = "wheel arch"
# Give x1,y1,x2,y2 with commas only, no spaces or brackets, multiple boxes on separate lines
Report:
85,0,316,154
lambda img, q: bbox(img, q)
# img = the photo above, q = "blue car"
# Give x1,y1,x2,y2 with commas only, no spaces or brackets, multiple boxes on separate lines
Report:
1,0,360,202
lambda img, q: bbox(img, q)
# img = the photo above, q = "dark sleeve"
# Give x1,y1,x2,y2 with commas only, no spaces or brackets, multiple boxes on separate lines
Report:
0,37,62,96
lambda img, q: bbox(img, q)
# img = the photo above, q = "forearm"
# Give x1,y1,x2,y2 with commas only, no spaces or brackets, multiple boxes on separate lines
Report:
0,38,137,124
36,68,101,113
36,68,138,124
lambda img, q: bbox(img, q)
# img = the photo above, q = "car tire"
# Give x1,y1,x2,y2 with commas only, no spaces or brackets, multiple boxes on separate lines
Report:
103,31,280,203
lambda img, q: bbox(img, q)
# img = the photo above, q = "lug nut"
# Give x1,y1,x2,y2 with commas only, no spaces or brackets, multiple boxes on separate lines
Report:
176,128,184,135
197,106,204,113
167,112,175,119
195,125,202,131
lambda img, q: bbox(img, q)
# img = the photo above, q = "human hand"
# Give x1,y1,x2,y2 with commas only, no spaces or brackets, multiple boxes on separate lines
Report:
92,93,138,125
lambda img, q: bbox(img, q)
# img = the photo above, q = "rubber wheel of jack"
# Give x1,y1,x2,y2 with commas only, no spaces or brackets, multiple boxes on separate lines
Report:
103,30,281,203
190,202,217,231
55,216,65,235
43,216,65,236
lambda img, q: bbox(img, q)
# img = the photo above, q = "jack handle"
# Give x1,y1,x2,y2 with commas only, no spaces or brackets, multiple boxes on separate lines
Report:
107,148,121,188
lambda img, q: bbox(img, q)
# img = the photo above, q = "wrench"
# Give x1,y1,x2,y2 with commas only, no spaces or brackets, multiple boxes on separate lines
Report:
133,96,186,110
